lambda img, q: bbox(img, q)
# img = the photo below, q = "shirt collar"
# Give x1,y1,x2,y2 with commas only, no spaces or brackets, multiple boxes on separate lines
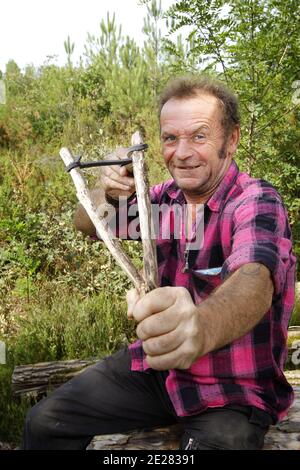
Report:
207,160,239,212
165,160,239,211
165,181,184,203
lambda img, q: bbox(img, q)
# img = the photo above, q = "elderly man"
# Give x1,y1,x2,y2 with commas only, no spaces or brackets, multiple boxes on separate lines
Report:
23,76,296,450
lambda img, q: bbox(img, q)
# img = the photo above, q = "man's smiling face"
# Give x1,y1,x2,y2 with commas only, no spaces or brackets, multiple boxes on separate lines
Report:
160,93,235,203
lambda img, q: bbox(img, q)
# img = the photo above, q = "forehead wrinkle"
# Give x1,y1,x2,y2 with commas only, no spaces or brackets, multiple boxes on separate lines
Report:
160,93,222,122
161,124,211,138
160,95,224,138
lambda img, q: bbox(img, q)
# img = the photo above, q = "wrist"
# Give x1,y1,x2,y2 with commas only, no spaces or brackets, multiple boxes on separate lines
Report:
194,304,215,358
104,192,119,207
105,191,136,207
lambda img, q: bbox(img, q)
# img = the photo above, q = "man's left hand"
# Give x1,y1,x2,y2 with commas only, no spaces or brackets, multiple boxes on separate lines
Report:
126,286,203,370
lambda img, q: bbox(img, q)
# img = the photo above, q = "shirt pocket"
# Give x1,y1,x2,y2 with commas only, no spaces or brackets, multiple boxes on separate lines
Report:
192,267,223,298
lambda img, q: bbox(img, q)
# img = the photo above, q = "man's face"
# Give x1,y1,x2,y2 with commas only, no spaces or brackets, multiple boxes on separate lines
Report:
160,93,233,201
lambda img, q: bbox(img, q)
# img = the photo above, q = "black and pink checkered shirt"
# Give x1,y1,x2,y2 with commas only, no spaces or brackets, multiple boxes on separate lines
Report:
106,160,296,422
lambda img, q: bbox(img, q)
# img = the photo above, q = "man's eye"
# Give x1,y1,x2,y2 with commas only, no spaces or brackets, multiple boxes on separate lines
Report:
194,134,205,141
163,135,176,143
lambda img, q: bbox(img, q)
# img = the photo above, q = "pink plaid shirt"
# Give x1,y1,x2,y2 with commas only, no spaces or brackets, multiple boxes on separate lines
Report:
107,160,296,422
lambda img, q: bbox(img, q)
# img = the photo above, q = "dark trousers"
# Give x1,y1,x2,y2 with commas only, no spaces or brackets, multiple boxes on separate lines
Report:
22,348,272,450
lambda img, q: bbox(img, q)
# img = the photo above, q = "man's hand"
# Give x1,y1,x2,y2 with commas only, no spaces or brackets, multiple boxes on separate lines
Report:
126,263,273,372
74,147,135,235
101,147,136,200
126,286,203,371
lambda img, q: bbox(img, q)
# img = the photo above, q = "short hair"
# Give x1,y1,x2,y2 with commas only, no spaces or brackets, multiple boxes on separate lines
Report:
159,75,240,137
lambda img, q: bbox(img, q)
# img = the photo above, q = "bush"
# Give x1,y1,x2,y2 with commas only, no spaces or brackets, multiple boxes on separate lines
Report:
11,291,135,364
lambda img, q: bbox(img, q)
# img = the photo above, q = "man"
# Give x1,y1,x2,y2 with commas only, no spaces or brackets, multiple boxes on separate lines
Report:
23,76,296,450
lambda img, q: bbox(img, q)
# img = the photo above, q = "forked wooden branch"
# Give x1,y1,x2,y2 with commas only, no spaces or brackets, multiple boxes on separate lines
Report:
59,147,144,291
131,132,158,291
59,132,157,294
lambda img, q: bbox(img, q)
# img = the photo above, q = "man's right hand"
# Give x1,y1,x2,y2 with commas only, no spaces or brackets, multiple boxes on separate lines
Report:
101,147,136,200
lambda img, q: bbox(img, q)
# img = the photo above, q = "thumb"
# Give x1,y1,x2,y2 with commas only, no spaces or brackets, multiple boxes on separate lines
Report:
126,288,140,319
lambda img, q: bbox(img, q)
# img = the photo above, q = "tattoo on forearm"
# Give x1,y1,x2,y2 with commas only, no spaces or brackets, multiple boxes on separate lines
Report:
240,264,261,276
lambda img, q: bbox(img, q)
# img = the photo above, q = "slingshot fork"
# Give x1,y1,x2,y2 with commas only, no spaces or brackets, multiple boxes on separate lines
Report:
59,131,158,296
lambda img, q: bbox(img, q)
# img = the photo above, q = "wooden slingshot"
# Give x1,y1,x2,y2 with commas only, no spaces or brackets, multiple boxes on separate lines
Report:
59,131,158,296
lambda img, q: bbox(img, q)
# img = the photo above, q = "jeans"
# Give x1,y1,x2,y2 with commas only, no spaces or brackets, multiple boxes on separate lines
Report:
22,347,272,450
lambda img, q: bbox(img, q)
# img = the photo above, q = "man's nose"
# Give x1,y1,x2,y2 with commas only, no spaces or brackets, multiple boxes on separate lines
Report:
173,137,193,160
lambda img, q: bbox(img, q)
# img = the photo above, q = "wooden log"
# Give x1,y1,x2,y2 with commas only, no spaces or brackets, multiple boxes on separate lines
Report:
285,370,300,386
263,386,300,450
131,132,158,293
12,358,98,397
87,424,183,450
288,325,300,340
59,147,144,292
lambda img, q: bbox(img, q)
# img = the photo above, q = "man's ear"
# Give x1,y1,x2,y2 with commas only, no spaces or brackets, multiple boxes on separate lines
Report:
228,125,240,157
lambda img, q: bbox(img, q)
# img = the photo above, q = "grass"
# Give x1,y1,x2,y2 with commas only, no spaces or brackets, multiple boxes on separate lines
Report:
0,365,30,445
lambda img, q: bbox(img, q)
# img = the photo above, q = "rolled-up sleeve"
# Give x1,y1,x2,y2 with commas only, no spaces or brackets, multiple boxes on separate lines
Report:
221,190,294,295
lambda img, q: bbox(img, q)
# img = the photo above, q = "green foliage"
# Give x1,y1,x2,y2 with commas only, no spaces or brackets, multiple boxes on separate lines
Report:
10,291,135,364
0,203,143,333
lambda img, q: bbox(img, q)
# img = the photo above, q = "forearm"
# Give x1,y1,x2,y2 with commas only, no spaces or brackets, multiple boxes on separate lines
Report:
73,188,106,236
197,263,274,357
